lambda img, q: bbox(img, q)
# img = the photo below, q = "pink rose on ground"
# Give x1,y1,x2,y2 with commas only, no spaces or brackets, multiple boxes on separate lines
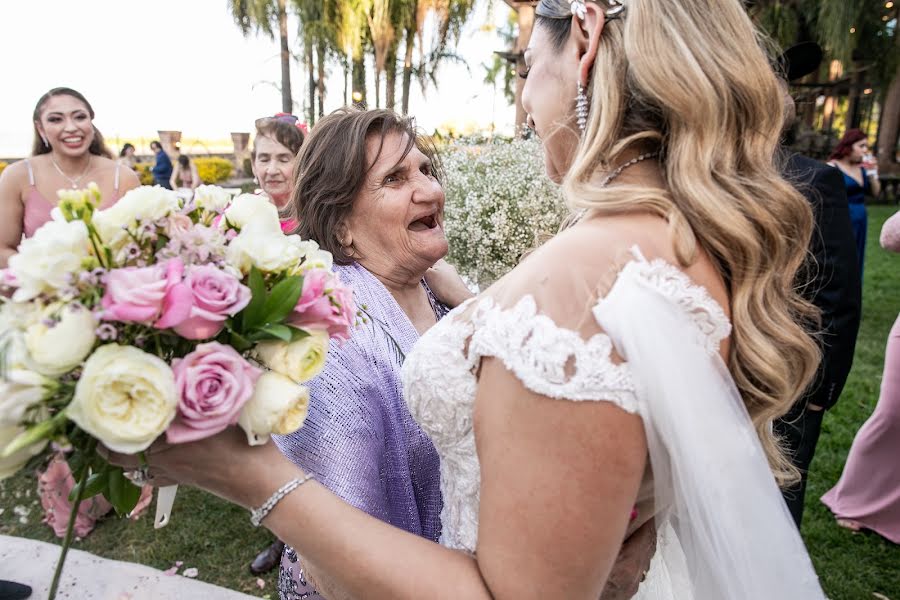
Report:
166,342,262,444
288,269,356,341
129,484,154,521
173,265,251,340
102,259,192,327
38,454,112,538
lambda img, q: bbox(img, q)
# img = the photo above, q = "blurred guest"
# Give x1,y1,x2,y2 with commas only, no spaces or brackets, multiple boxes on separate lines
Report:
170,154,201,195
822,209,900,543
119,142,137,169
150,140,173,189
828,129,882,281
0,87,139,266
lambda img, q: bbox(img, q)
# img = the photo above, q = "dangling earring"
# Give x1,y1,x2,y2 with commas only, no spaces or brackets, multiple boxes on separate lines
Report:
576,82,589,133
41,135,50,148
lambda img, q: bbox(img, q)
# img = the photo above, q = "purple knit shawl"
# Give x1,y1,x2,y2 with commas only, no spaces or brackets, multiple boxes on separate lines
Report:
274,262,443,599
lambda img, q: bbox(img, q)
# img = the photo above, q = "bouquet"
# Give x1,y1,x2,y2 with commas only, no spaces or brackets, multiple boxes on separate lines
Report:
0,184,355,598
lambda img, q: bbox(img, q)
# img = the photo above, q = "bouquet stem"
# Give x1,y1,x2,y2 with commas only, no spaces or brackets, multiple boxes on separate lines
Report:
48,465,88,600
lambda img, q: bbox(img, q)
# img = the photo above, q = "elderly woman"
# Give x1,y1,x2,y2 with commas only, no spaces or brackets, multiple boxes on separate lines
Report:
272,108,449,598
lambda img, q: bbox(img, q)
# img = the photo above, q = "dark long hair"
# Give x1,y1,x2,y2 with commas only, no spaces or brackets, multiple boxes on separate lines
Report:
828,128,867,161
32,87,113,158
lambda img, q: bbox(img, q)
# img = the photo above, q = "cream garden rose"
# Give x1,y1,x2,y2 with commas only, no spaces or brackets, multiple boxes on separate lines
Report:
254,330,329,383
226,228,303,274
7,219,90,302
0,365,55,427
193,185,232,213
237,372,309,445
23,303,97,376
67,344,177,454
222,194,281,233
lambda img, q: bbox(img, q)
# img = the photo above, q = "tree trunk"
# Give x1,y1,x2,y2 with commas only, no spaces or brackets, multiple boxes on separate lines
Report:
385,42,398,110
352,56,367,108
316,42,327,118
375,69,382,109
278,0,292,113
877,62,900,174
343,60,349,106
306,38,315,124
847,67,864,130
401,26,415,115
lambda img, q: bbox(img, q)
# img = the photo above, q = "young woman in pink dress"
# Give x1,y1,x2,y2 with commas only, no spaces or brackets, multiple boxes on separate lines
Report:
822,210,900,543
0,87,140,266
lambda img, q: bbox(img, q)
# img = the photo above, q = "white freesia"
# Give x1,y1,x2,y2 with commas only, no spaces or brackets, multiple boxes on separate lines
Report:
222,194,281,233
238,372,309,445
0,424,46,480
194,185,233,213
255,331,329,383
68,344,177,454
7,220,89,302
0,365,55,427
23,303,97,376
226,228,303,274
93,185,179,251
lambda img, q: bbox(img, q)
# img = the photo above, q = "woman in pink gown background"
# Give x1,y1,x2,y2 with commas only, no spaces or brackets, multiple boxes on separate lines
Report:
822,209,900,543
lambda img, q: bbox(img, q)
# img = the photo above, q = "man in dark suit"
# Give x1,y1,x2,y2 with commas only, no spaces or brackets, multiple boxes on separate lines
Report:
775,42,862,527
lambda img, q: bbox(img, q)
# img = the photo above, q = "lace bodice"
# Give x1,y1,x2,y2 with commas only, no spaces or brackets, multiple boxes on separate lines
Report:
402,249,731,553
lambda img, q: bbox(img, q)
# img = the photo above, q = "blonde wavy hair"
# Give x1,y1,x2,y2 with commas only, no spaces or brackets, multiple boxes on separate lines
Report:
536,0,820,485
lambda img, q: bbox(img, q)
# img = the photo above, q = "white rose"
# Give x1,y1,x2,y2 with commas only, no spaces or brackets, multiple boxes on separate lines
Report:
227,229,303,274
285,238,334,273
0,366,55,427
7,220,90,302
93,185,180,250
238,372,309,445
222,194,281,233
23,303,97,376
194,185,233,213
67,344,177,454
255,331,329,383
0,424,47,480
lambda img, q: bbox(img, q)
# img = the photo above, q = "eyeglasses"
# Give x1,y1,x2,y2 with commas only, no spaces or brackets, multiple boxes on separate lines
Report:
255,113,300,129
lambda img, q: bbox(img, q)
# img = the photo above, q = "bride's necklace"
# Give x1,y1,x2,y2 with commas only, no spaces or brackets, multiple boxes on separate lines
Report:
569,151,660,227
50,154,92,189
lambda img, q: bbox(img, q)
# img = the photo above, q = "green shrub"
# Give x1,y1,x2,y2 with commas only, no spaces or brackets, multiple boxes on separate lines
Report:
134,163,155,185
195,157,234,184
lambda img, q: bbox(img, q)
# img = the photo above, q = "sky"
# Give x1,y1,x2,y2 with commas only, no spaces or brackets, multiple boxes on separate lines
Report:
0,0,515,157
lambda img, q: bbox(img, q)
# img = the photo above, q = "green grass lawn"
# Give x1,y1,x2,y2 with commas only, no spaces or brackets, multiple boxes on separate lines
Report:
1,206,899,599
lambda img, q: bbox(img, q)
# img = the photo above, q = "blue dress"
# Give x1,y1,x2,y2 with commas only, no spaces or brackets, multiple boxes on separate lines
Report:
835,165,869,282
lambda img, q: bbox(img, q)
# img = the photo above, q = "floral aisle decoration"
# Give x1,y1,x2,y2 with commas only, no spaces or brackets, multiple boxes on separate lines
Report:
0,183,355,598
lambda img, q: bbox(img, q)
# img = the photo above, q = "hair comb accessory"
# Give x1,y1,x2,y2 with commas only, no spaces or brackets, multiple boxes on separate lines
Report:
570,0,627,21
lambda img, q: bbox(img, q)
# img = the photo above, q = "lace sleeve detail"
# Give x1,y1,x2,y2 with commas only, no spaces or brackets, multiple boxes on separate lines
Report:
466,296,638,412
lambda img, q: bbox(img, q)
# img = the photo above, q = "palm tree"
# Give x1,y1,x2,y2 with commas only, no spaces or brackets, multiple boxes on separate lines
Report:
369,0,396,108
229,0,294,113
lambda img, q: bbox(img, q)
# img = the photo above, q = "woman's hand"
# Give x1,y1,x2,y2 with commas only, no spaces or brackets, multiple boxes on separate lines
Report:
99,427,297,510
425,259,474,308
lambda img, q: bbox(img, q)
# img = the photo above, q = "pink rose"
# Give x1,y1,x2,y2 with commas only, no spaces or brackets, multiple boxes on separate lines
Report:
288,269,356,341
39,453,112,538
173,265,252,340
102,259,192,327
166,342,262,444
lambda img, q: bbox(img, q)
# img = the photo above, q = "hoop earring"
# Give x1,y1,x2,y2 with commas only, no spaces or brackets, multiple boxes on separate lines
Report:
576,82,589,133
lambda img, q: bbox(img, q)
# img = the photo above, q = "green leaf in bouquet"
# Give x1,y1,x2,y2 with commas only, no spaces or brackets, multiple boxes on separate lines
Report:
262,275,304,325
259,324,293,341
288,326,311,342
68,467,108,503
0,410,67,458
241,267,267,330
229,329,253,352
107,467,142,516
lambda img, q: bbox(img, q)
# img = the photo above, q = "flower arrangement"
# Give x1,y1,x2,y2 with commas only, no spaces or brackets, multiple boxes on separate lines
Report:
0,183,355,598
441,137,567,287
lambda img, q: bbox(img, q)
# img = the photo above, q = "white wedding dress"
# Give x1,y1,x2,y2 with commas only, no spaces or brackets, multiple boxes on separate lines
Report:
402,247,825,599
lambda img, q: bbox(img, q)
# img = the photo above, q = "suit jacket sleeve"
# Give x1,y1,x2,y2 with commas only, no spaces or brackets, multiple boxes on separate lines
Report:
796,157,862,410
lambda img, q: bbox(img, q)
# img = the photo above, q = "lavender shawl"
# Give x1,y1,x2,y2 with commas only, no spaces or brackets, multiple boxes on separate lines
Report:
274,262,443,599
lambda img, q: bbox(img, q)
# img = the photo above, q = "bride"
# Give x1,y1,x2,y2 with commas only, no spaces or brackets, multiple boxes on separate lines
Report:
107,0,826,597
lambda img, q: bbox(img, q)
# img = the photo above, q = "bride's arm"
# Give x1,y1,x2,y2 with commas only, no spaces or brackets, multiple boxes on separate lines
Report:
126,356,646,599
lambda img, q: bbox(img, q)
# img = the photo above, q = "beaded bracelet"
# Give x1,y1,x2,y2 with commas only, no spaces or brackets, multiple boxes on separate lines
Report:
250,473,316,527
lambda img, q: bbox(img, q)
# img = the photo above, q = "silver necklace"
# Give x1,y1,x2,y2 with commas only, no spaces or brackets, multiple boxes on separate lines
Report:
50,154,92,189
570,151,660,226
